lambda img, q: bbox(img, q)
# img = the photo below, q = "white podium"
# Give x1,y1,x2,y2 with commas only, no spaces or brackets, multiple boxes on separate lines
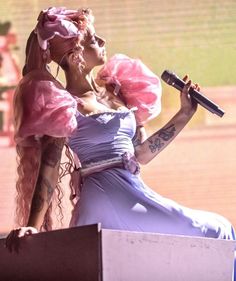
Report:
102,229,235,281
0,224,235,281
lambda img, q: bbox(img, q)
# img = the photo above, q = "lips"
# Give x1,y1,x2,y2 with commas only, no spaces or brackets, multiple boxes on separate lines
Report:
101,48,106,57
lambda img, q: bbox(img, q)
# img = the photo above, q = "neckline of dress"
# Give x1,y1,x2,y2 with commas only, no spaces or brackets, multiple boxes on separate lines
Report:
77,106,137,118
71,93,137,118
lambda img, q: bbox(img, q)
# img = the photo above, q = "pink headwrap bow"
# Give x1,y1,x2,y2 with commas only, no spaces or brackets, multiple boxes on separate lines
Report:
35,7,92,50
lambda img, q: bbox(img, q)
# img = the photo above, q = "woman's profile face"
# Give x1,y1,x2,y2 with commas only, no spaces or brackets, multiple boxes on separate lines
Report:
81,25,106,70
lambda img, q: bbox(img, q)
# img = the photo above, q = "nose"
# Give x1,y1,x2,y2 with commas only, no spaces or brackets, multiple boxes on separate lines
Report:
97,36,105,47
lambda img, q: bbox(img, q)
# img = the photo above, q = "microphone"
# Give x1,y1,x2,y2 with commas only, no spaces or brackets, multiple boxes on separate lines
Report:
161,70,225,117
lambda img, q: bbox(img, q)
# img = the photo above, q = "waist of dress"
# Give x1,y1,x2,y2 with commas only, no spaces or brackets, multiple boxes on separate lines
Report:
80,152,140,178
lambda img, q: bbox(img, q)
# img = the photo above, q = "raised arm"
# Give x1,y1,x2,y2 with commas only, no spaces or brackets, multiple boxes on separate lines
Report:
134,76,199,165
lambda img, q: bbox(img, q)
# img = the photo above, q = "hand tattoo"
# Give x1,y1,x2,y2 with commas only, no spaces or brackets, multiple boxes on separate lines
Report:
148,124,176,153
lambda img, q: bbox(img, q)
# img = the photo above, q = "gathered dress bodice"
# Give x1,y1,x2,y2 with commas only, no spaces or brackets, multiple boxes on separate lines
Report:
68,109,137,166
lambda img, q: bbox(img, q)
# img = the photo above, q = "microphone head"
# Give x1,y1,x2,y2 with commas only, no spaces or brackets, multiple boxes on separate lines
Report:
161,70,177,85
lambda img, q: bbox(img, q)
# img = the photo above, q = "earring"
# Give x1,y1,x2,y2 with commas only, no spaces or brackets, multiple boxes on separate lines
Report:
54,64,60,79
43,48,51,64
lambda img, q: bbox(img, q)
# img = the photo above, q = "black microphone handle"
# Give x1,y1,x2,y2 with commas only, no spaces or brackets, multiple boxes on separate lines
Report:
161,71,225,117
189,88,225,117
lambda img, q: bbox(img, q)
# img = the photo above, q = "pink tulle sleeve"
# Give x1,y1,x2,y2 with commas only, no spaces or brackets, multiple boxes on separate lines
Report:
96,54,162,125
14,72,77,146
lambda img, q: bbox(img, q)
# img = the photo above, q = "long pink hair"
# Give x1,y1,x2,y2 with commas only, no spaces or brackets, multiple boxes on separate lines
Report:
14,9,92,230
15,142,78,231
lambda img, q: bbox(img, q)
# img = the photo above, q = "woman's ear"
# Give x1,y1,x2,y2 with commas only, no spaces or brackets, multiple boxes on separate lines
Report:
65,52,74,65
65,51,85,72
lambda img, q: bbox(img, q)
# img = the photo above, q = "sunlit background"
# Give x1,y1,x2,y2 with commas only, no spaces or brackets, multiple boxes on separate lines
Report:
0,0,235,236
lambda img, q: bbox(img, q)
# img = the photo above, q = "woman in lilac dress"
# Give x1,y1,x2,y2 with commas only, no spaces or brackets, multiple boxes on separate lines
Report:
6,6,235,254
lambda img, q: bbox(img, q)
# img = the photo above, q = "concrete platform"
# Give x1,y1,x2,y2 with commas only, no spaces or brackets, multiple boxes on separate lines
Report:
0,224,235,281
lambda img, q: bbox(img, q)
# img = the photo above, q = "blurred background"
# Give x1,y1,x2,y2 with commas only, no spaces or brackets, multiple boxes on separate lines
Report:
0,0,235,236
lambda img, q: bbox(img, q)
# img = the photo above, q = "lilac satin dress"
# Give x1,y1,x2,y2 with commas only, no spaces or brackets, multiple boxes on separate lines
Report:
68,109,235,240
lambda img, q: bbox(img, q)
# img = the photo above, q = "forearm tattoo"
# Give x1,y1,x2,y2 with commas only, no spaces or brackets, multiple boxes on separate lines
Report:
31,174,54,213
132,126,144,147
42,137,64,168
148,124,176,153
133,136,142,147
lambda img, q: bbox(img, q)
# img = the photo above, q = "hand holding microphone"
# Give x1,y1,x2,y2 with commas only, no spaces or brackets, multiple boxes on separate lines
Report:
179,74,199,117
161,70,225,117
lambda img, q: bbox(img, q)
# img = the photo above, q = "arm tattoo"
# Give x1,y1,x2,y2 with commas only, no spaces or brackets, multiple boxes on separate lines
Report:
148,138,165,153
148,124,176,153
45,177,54,205
42,137,64,168
158,124,176,141
31,174,54,213
133,136,142,147
132,126,143,147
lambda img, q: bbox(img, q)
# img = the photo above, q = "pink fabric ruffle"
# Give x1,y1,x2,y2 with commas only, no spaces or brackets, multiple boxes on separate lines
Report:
96,54,162,125
14,70,77,146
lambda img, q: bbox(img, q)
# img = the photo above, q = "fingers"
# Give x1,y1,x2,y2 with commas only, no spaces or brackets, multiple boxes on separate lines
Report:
182,76,192,95
194,83,201,92
5,227,38,253
18,226,37,237
5,229,20,253
180,74,199,115
182,74,201,93
183,74,189,82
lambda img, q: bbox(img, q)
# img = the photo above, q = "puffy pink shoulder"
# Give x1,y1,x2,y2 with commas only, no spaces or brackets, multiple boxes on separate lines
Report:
96,54,162,125
14,72,77,146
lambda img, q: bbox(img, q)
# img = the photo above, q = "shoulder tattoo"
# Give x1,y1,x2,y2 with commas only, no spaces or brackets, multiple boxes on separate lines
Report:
41,137,65,168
